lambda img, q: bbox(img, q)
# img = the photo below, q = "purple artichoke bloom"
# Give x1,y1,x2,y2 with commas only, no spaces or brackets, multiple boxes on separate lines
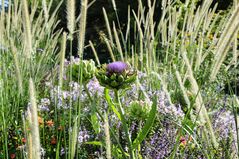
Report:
106,61,128,74
96,61,136,89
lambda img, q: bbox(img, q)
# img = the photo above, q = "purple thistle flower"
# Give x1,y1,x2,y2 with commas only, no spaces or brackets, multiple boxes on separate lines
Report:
106,61,128,74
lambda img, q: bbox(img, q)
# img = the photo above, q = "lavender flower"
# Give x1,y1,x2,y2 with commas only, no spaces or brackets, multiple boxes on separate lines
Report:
38,98,50,112
60,147,66,156
86,77,104,96
78,129,90,144
213,109,236,140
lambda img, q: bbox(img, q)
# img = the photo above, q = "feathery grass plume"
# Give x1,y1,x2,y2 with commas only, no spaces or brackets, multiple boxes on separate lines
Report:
10,40,23,95
67,0,75,39
210,5,239,81
112,22,124,61
89,40,100,65
103,7,113,42
132,11,143,70
59,32,67,89
6,0,12,37
70,117,78,159
78,0,88,59
111,0,116,11
104,113,112,159
29,78,41,159
125,6,131,42
42,0,49,22
1,0,5,17
26,107,33,159
101,34,115,61
22,0,32,59
174,66,191,110
233,0,238,66
181,52,218,148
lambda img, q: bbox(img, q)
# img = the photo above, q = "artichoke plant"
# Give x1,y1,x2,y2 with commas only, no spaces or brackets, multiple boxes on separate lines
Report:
69,59,96,83
96,61,137,90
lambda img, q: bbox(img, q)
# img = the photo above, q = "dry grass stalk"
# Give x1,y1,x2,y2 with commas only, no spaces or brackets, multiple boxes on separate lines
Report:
181,52,218,148
104,113,112,159
103,7,113,42
103,36,115,61
59,32,67,88
113,22,124,61
10,40,23,94
22,0,32,59
67,0,75,39
70,117,78,159
26,107,33,159
210,5,239,81
29,78,41,159
89,40,100,65
78,0,88,59
42,0,49,22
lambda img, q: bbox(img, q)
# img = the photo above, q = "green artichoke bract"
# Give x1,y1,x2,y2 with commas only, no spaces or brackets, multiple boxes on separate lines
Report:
69,59,96,83
96,61,137,90
128,100,150,120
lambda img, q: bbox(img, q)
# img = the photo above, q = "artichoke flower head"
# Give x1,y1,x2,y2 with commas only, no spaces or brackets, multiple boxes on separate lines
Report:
96,61,137,90
68,59,96,83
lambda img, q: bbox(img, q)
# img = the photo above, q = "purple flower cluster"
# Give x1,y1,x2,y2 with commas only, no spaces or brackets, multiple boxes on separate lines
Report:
86,77,104,96
38,98,50,112
142,123,177,158
78,128,90,145
106,61,128,74
212,109,237,146
156,91,184,119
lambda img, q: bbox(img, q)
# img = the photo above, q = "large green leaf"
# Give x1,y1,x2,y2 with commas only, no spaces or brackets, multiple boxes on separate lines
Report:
84,141,103,146
104,88,121,120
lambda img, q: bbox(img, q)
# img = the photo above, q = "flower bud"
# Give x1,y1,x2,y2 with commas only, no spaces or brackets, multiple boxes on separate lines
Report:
96,61,137,90
68,59,96,83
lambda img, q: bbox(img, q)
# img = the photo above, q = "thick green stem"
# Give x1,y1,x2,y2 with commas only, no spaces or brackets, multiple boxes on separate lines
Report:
114,90,135,159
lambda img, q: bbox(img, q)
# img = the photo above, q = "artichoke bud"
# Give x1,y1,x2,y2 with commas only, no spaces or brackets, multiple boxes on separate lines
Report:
68,59,96,83
125,74,137,84
85,72,91,78
110,73,117,80
83,67,87,74
110,81,118,87
103,76,108,82
96,61,137,90
128,100,149,120
82,61,87,67
118,75,124,83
